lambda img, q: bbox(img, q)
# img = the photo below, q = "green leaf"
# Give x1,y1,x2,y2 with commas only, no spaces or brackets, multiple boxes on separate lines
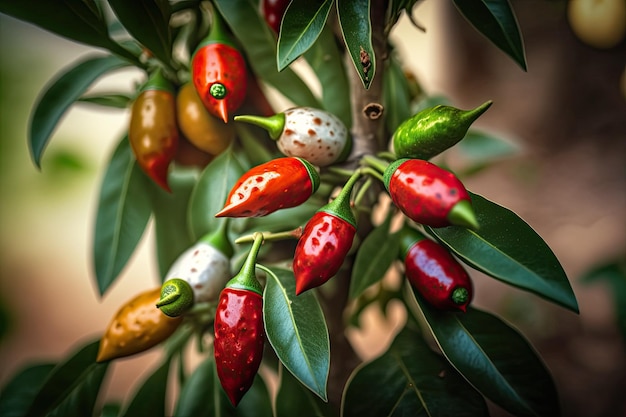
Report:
77,93,132,109
337,0,375,89
0,363,55,417
24,340,110,417
426,193,578,313
349,215,399,300
277,0,333,71
304,24,352,128
149,167,198,279
412,294,560,417
28,54,130,168
100,403,122,417
261,265,330,401
275,365,333,417
452,0,527,70
121,358,172,417
383,55,412,134
342,325,488,417
213,0,321,108
93,138,153,296
107,0,173,64
187,147,245,241
456,129,520,163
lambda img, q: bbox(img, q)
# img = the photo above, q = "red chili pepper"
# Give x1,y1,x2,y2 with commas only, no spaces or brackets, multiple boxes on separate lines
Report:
192,10,247,123
128,69,179,192
293,172,360,295
260,0,290,34
383,158,478,229
214,234,265,406
215,157,320,218
399,226,473,312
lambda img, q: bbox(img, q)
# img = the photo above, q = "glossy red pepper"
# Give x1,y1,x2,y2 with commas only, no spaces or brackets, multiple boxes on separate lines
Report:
215,157,320,218
293,172,360,295
399,226,473,312
260,0,290,34
192,10,247,123
128,69,179,192
383,158,478,229
214,234,265,406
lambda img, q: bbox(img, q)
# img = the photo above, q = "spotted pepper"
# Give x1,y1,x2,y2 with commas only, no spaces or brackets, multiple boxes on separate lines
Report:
128,69,179,192
96,287,183,362
234,107,351,167
383,158,478,229
293,171,360,295
215,157,320,218
399,226,473,312
191,9,247,123
392,101,492,160
214,233,265,406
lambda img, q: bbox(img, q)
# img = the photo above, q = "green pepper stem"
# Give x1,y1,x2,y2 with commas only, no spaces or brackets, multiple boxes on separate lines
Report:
199,218,233,258
234,228,303,244
376,151,397,162
353,177,373,209
361,155,389,175
226,232,264,294
233,113,285,140
322,169,362,227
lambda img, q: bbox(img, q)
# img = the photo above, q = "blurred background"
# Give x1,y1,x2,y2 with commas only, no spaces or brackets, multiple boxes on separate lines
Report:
1,1,625,416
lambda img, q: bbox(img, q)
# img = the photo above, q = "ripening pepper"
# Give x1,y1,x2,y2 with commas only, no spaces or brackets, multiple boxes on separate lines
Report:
383,158,478,229
399,226,473,312
293,172,360,294
234,107,351,167
215,157,320,218
176,82,235,156
260,0,290,34
214,233,265,406
157,221,234,317
96,287,183,362
174,134,214,168
392,101,492,160
129,69,179,192
192,10,247,123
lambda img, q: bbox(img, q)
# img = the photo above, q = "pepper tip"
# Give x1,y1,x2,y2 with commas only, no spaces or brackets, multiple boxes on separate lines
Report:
447,200,479,230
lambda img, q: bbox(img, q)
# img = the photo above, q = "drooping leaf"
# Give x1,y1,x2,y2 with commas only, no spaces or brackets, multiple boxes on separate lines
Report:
383,54,412,134
277,0,333,71
412,293,560,417
28,54,130,168
349,214,399,300
149,167,198,279
337,0,375,89
386,0,419,30
275,364,332,417
342,325,488,417
24,340,110,417
425,193,578,313
107,0,173,64
304,24,352,128
93,138,153,296
0,363,55,417
452,0,527,70
100,403,122,417
213,0,321,108
77,93,132,109
261,265,330,401
456,129,520,163
120,358,172,417
187,147,245,241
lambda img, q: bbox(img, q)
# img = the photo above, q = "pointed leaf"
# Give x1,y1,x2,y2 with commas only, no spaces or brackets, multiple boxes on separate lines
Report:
342,325,487,417
0,364,55,417
349,215,399,300
187,147,245,240
261,265,330,401
213,0,321,108
337,0,375,89
383,55,412,134
77,93,132,109
413,293,560,417
452,0,527,70
456,129,520,163
277,0,333,71
121,358,172,417
24,340,110,417
425,193,578,313
28,54,130,168
275,365,333,417
93,138,153,296
108,0,172,64
581,261,626,341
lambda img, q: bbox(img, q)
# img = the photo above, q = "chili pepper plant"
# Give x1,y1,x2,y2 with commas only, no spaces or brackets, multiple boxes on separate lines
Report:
0,1,579,416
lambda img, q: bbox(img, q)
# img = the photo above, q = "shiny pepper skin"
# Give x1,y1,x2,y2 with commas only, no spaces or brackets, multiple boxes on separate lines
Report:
260,0,290,33
400,227,473,312
96,288,183,362
392,101,492,160
129,71,179,192
214,288,264,406
384,158,478,229
176,82,235,156
216,157,320,218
